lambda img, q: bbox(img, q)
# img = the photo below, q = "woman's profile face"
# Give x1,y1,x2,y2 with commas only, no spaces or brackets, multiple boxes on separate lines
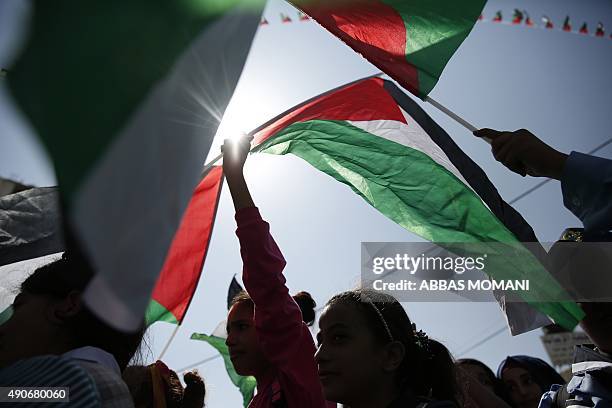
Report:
459,363,495,393
225,301,270,377
314,302,388,404
0,292,56,368
502,367,543,408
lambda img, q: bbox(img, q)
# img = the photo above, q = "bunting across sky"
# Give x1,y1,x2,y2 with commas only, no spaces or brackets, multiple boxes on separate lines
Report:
259,9,611,40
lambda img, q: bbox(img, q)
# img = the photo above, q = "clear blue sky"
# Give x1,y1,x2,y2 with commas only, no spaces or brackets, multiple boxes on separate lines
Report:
1,0,611,406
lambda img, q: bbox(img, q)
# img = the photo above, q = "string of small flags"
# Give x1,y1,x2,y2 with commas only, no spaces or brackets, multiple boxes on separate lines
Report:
260,9,610,40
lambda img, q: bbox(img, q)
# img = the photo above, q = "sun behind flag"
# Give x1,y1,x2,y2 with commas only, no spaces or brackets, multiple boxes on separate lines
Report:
291,0,486,98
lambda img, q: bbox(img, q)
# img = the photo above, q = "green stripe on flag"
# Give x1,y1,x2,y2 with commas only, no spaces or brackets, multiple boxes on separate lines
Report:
145,299,178,327
257,119,583,329
383,0,486,96
191,333,256,407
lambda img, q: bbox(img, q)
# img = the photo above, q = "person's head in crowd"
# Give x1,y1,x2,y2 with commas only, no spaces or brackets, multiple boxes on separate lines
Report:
123,361,205,408
226,289,316,377
456,358,512,404
456,359,496,393
0,253,145,370
497,355,564,408
315,288,458,407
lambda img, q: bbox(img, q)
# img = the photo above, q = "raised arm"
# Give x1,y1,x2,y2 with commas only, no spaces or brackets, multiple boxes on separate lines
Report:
223,137,307,367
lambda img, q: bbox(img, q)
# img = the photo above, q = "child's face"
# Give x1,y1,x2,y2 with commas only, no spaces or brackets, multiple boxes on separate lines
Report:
315,302,389,404
226,301,270,377
502,367,543,408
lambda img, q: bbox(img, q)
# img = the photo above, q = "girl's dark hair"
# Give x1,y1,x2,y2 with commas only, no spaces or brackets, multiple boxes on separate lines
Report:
231,290,317,326
20,253,145,371
497,355,564,393
456,358,513,404
327,289,458,404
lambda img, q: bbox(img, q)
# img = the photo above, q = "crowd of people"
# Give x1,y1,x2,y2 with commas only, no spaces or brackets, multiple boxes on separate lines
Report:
0,129,610,407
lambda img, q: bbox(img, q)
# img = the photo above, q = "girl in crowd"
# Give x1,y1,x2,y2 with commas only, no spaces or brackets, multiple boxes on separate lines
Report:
0,253,145,406
222,136,329,408
315,288,458,408
497,355,564,408
456,359,513,408
123,361,206,408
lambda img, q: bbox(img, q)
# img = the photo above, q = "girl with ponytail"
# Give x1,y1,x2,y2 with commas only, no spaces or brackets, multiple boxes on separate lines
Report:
315,289,458,407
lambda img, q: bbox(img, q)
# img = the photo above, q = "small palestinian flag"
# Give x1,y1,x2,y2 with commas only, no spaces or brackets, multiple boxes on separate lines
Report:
542,15,554,29
563,16,572,32
260,17,269,26
281,12,292,23
298,11,310,21
595,22,605,37
512,9,523,25
524,11,534,27
493,11,503,22
579,22,588,34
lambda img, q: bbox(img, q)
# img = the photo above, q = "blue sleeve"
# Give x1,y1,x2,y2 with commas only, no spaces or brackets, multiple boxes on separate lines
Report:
561,152,612,233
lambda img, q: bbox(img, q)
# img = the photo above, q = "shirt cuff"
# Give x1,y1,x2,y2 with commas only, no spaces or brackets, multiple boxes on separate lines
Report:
235,206,262,226
561,152,588,215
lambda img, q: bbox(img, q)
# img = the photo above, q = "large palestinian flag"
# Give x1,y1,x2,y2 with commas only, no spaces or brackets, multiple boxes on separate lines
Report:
7,0,263,330
292,0,486,97
250,76,584,330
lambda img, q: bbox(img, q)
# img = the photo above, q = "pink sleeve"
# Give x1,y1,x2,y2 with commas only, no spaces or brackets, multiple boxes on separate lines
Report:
235,207,306,367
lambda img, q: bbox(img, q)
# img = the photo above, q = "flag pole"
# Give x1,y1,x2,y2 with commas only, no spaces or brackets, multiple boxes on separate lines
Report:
158,324,181,360
424,96,491,144
201,152,223,176
424,96,477,132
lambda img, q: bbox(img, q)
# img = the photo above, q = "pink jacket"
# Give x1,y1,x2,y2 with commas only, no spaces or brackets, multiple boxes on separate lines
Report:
236,207,333,408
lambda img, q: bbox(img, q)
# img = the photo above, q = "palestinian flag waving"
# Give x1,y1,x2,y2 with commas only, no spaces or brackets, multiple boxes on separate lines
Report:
563,16,572,32
249,76,583,330
542,15,554,29
579,22,589,35
146,166,224,325
291,0,486,98
7,0,263,331
512,9,523,25
524,11,534,27
596,22,605,37
493,11,503,22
